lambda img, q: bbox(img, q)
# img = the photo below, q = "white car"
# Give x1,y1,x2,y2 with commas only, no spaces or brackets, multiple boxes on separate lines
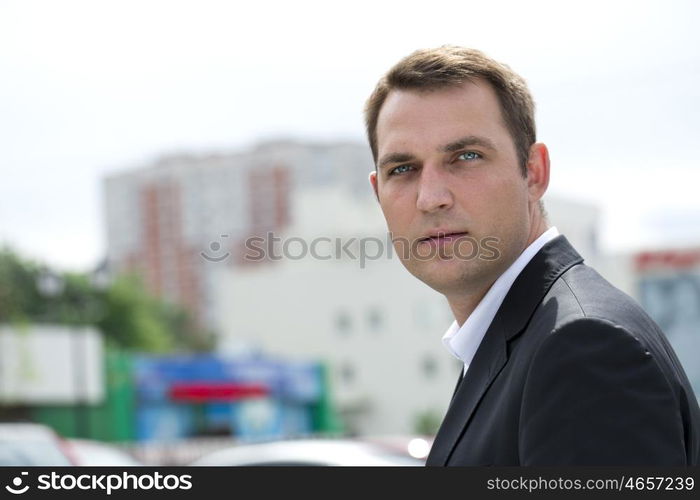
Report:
190,438,425,466
0,422,76,466
67,439,143,466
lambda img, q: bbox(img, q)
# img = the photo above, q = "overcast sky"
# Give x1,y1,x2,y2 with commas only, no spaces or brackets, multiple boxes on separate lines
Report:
1,0,699,270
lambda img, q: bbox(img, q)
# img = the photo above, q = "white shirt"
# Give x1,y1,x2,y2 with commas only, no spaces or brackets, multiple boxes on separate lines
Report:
442,227,560,375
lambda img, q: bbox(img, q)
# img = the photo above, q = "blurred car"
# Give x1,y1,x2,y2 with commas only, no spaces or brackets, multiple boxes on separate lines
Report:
0,422,76,466
67,439,143,466
360,435,433,461
189,438,425,466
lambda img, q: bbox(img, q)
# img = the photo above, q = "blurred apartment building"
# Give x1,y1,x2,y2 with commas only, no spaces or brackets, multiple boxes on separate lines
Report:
103,140,373,330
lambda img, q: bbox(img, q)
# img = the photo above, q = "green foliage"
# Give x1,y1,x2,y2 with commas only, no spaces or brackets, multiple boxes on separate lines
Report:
0,247,207,352
0,248,43,321
97,275,173,352
413,409,442,436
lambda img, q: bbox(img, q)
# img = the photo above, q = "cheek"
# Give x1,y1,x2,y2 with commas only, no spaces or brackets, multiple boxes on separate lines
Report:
494,184,530,232
379,190,415,231
382,206,410,234
493,171,527,199
470,179,527,227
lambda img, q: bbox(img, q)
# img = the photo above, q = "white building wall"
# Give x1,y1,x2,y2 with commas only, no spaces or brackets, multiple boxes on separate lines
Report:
217,255,459,435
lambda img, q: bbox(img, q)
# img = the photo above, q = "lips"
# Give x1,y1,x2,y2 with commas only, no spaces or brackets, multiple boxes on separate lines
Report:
418,231,469,243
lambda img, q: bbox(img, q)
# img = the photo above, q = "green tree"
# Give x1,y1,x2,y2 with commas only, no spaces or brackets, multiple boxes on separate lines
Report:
0,248,43,321
97,275,173,352
0,247,208,352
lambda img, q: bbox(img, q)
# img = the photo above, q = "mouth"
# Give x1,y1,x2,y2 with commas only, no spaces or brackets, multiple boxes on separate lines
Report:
418,231,469,244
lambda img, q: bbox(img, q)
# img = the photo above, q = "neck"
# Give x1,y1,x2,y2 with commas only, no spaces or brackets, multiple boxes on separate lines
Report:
447,215,550,327
527,213,549,249
446,284,492,326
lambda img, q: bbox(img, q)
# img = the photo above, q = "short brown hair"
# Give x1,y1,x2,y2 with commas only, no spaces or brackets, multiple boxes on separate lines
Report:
364,46,536,175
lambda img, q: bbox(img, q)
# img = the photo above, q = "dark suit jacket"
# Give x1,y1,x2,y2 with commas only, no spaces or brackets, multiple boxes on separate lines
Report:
426,235,700,465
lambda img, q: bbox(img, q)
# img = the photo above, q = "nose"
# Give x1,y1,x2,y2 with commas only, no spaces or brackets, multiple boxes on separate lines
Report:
416,162,454,213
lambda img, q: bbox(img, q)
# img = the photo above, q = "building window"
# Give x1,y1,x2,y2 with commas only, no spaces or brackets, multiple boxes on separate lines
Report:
340,363,355,385
335,311,352,335
367,307,383,333
422,355,438,379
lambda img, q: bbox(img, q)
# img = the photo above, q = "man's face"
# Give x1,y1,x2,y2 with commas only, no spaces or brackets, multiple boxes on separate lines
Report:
370,80,536,296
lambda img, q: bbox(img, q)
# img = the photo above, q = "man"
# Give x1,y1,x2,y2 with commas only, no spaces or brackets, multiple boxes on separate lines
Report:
365,46,700,465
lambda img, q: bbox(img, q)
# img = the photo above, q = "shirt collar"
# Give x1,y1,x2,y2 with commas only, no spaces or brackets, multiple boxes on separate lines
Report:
442,227,560,372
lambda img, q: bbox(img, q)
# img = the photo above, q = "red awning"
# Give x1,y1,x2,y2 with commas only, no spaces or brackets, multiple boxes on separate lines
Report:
635,249,700,271
169,382,268,402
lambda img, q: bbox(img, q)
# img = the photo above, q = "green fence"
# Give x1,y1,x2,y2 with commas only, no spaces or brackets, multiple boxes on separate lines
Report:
32,349,134,442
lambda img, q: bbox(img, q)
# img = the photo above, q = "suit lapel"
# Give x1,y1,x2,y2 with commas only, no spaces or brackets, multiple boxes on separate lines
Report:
427,315,507,465
426,235,584,466
450,367,464,400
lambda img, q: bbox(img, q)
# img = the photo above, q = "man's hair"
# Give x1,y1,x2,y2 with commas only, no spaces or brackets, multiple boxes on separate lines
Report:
364,46,536,176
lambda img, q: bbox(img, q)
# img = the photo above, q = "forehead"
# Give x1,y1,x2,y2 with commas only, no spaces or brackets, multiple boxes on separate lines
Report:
375,80,509,156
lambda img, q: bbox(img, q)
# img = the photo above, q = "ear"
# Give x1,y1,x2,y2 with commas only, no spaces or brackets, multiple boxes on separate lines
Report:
525,143,550,204
369,170,380,201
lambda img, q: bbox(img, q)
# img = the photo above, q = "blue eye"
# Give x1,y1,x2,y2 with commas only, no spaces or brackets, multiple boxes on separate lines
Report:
458,151,482,161
389,164,413,176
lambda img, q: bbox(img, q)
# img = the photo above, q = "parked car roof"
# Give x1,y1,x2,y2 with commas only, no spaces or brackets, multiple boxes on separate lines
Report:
190,438,425,466
67,439,143,466
0,422,75,466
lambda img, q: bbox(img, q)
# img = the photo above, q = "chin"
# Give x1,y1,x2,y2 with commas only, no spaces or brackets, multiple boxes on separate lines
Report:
406,258,485,294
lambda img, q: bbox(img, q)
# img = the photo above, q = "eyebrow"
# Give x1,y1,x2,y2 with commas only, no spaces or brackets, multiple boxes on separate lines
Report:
441,135,497,153
377,152,417,170
377,135,497,170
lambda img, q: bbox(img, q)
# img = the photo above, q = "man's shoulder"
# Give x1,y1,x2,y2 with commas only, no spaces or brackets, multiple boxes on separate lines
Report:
542,262,656,333
528,263,677,366
518,263,687,400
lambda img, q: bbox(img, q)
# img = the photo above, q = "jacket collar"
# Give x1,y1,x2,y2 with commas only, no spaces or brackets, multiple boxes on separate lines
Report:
426,235,583,466
499,235,583,340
